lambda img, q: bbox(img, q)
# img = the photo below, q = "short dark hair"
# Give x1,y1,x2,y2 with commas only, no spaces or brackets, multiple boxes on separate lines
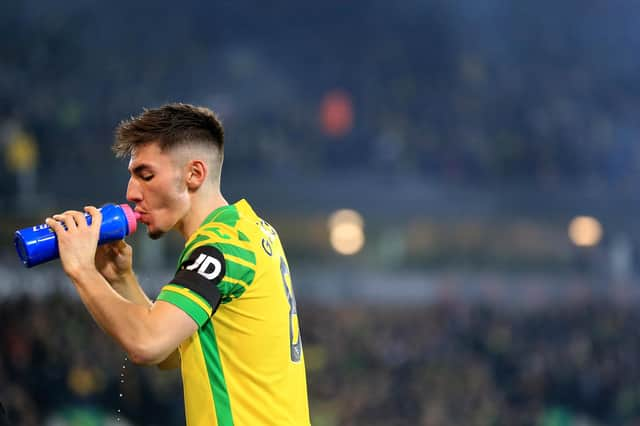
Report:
112,103,224,159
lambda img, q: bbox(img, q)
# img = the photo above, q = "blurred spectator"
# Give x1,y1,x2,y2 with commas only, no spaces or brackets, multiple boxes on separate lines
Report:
2,292,640,425
2,0,640,209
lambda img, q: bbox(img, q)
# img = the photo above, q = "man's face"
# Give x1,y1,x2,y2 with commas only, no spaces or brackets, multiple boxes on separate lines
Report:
126,142,190,239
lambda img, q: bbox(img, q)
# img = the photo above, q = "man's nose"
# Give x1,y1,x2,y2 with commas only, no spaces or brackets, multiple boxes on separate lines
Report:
126,178,142,203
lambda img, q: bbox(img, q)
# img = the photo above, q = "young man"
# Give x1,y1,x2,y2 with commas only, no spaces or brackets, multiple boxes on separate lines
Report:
46,103,310,425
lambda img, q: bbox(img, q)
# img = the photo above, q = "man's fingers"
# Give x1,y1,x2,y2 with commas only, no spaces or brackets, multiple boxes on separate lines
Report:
52,213,77,230
45,217,64,234
114,239,131,252
48,208,101,234
84,206,102,230
67,211,88,229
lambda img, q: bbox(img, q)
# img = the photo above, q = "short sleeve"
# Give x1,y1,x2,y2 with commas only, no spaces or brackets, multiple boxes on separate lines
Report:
210,241,257,304
157,245,225,327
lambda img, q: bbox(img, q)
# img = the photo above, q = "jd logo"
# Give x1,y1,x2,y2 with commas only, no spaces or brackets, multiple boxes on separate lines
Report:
186,253,222,280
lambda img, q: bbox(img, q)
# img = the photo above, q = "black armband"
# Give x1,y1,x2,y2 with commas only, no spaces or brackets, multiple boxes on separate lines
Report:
171,245,225,313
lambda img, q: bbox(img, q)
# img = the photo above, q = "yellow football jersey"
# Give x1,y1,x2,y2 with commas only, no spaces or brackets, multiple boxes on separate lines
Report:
157,199,310,426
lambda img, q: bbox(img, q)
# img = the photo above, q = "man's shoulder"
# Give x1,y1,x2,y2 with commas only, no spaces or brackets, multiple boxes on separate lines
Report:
180,221,257,265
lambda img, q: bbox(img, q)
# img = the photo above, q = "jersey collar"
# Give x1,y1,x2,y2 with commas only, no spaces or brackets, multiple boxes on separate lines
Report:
197,198,256,230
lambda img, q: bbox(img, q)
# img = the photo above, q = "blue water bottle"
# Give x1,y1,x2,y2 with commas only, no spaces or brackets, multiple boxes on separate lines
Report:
14,203,139,268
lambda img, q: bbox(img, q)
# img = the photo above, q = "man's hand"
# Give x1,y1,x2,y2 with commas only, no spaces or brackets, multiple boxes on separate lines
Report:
95,239,133,285
45,206,102,279
95,235,151,309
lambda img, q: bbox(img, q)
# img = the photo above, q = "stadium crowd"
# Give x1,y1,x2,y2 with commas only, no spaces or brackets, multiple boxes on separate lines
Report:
1,0,640,208
2,292,640,425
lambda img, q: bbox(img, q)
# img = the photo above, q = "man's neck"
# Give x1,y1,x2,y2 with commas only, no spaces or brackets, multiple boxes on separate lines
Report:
177,192,229,241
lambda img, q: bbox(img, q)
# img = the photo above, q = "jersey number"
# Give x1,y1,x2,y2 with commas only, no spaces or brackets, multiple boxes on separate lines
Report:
280,256,302,362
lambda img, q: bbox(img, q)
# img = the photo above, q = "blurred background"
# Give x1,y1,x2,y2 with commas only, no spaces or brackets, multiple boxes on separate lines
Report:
2,0,640,425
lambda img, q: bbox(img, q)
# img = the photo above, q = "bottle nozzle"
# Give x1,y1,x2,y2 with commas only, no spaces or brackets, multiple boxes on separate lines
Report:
119,204,139,234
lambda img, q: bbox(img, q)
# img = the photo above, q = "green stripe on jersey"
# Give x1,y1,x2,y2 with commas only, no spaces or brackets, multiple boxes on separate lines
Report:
157,290,210,327
214,243,256,265
201,226,232,241
179,234,211,267
201,323,234,425
218,280,247,304
237,231,250,242
224,259,256,285
212,205,239,228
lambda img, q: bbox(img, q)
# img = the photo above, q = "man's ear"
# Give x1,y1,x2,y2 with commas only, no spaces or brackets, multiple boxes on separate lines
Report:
186,160,207,190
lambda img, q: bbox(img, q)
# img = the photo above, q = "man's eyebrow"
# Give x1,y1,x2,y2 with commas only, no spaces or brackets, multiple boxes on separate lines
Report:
130,164,153,175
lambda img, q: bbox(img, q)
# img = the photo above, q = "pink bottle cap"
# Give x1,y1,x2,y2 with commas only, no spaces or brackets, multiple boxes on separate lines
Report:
119,204,138,234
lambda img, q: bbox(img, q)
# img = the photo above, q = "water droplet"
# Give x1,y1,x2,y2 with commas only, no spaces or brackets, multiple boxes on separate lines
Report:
116,356,128,423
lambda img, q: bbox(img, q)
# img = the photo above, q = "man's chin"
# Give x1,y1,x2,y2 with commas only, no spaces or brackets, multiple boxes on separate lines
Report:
147,228,166,240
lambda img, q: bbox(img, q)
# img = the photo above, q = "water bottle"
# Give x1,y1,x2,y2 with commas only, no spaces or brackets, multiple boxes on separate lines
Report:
14,203,140,268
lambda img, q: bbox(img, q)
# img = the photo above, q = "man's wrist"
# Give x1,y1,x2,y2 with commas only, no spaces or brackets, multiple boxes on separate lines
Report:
68,266,103,287
109,270,137,288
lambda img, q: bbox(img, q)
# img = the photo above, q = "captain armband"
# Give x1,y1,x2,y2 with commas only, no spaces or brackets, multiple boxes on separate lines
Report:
171,245,226,313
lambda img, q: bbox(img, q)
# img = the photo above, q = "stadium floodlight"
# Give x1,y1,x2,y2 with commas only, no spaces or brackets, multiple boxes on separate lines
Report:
327,209,365,255
568,215,603,247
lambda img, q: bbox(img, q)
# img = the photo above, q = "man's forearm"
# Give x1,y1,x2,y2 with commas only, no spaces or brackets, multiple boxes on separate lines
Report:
109,271,153,308
69,268,187,366
69,268,157,361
